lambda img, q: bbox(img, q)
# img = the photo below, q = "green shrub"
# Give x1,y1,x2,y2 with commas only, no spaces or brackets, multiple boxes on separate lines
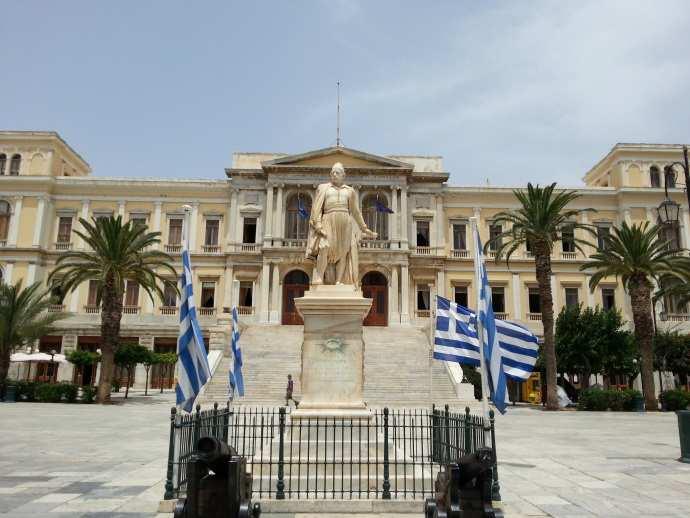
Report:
81,385,96,403
111,379,121,392
16,381,38,401
35,383,63,402
60,383,79,403
660,389,690,411
577,388,642,411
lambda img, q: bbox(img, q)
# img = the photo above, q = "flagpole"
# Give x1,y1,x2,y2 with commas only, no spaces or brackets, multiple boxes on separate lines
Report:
470,216,491,422
429,289,435,403
176,205,192,412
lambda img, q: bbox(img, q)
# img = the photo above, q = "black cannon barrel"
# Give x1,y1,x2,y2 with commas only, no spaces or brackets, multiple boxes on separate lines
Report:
456,448,494,487
196,436,236,476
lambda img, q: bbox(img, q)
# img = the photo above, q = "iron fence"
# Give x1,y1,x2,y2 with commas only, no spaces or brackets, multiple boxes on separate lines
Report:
164,403,497,501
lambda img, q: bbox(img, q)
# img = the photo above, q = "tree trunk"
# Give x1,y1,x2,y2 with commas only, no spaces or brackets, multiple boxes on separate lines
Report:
144,366,149,396
97,276,123,404
628,276,658,411
581,369,590,389
0,347,10,388
125,368,131,399
535,245,559,410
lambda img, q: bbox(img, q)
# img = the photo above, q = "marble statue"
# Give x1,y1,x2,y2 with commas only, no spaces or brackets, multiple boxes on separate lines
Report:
306,162,377,285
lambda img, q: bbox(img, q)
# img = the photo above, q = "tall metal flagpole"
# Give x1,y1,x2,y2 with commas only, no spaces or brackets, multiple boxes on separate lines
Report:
176,205,193,412
470,216,491,422
429,286,436,403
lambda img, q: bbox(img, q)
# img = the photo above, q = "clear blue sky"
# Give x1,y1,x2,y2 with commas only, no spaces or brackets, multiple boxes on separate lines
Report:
2,1,689,185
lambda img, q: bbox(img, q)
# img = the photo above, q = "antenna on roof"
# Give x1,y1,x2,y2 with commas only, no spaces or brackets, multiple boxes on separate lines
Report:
336,81,342,148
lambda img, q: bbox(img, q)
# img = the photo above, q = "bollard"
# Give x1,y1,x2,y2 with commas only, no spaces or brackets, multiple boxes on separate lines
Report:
678,410,690,463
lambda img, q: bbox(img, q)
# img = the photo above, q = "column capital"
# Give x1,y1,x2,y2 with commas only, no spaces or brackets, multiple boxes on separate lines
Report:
12,194,24,202
154,200,163,207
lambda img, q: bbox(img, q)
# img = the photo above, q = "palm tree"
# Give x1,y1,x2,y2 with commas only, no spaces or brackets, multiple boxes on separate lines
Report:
487,183,594,410
49,216,176,403
581,221,690,410
0,281,65,387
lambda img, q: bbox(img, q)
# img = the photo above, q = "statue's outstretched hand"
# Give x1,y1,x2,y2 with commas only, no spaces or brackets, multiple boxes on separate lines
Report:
363,228,378,239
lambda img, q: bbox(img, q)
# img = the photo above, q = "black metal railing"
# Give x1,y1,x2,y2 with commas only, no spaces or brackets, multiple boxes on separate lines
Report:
164,403,497,501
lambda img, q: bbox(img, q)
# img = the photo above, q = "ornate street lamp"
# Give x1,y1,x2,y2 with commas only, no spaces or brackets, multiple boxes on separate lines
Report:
49,348,57,384
658,145,690,223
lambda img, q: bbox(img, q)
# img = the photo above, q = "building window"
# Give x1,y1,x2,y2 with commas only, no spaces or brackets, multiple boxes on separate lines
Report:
50,282,65,304
205,219,219,246
452,223,467,250
596,224,611,250
163,283,177,307
168,218,183,245
564,287,579,307
130,215,147,228
242,217,257,244
528,287,541,314
239,281,253,307
93,211,112,222
561,226,575,253
9,154,20,176
124,281,139,307
454,286,468,307
87,280,99,306
0,154,6,175
416,220,430,247
665,169,676,189
285,194,312,240
658,222,681,251
650,166,661,188
57,217,73,243
0,200,10,242
491,286,505,313
489,223,502,251
361,194,388,240
200,281,215,308
417,284,431,310
602,288,616,311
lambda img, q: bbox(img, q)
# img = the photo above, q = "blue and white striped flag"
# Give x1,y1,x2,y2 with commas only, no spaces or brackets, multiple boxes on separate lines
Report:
228,306,245,397
175,246,211,412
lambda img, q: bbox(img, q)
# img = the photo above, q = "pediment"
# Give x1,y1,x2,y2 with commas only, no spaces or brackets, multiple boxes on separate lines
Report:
261,146,413,172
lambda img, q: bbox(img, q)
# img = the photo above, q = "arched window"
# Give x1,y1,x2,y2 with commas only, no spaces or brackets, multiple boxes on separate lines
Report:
285,193,312,240
361,194,389,240
0,200,10,243
650,166,661,188
0,154,6,175
9,154,21,176
665,168,676,189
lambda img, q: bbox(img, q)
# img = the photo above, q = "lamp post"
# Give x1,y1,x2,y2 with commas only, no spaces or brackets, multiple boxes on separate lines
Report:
49,349,57,384
663,145,690,210
658,145,689,227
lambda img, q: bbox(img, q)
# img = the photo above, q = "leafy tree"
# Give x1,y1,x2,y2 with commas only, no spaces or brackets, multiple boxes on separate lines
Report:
654,330,690,388
581,221,690,410
48,216,176,403
114,343,152,399
0,281,65,387
154,352,177,393
66,349,101,386
487,183,594,410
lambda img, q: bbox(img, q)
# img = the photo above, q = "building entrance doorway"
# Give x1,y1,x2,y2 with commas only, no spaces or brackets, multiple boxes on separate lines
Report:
282,270,309,325
362,271,387,326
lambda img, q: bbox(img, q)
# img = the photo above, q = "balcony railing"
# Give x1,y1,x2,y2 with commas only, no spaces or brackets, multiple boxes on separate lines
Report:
237,306,254,315
122,305,140,315
84,305,100,314
165,244,182,253
561,251,577,260
160,306,177,316
660,312,690,322
527,312,542,321
55,241,72,251
238,243,260,253
450,249,469,259
360,239,391,250
198,307,216,317
47,304,65,313
0,239,6,247
524,251,534,259
413,246,432,256
282,239,306,248
415,309,432,318
487,250,498,259
202,244,221,254
494,312,508,320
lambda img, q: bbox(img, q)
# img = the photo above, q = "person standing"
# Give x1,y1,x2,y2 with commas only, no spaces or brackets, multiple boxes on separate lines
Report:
285,374,298,408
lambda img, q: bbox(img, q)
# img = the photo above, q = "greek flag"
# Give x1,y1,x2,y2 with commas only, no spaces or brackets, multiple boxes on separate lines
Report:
297,199,310,220
228,306,245,397
433,297,539,382
175,247,211,412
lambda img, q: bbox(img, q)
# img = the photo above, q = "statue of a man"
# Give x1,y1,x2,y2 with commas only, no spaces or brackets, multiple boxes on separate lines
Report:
306,162,377,285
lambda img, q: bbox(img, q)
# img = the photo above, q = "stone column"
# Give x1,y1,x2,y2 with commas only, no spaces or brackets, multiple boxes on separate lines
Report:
512,273,521,320
229,189,239,245
681,207,690,249
78,200,90,249
3,263,13,283
436,269,446,299
57,335,77,382
69,283,80,312
264,184,274,241
622,208,632,226
189,202,199,251
400,264,410,323
270,263,281,323
260,261,271,323
223,265,234,311
26,263,36,285
153,201,162,249
233,191,243,245
400,186,408,248
118,201,126,219
32,196,47,247
436,194,445,251
472,207,481,255
7,195,22,246
135,336,155,389
390,187,399,243
389,266,399,324
273,185,284,240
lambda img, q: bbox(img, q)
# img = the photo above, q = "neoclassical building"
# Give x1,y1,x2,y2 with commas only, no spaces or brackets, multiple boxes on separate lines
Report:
1,131,688,388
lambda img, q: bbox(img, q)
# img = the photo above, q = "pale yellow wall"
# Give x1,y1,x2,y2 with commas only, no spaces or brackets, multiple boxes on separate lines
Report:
16,198,37,247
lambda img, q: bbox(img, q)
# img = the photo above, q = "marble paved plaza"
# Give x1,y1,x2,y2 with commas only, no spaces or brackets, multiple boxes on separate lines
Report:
0,393,688,517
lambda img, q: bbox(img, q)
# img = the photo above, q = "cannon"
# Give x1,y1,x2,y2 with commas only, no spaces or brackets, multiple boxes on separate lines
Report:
174,436,261,518
424,447,503,518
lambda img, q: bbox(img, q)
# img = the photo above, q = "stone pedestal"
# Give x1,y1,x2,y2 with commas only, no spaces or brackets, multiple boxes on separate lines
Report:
292,284,372,419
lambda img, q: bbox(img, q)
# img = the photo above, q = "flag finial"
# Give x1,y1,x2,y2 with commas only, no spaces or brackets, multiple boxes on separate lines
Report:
336,81,342,148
